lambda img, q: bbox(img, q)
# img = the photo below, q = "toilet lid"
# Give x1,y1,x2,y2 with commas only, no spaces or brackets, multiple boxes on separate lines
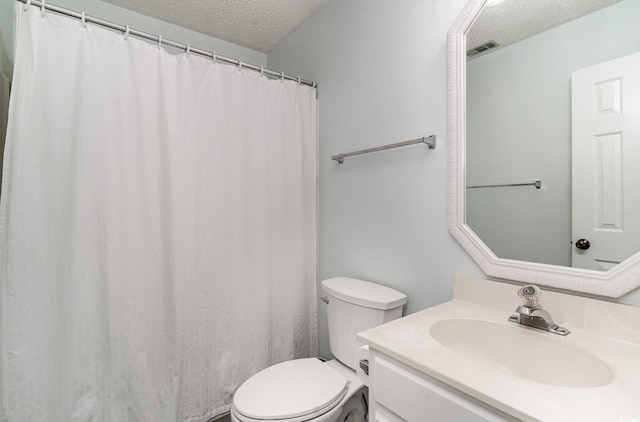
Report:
233,358,349,420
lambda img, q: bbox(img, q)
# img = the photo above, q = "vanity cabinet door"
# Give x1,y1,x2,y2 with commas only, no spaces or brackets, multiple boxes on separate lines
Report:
369,351,518,422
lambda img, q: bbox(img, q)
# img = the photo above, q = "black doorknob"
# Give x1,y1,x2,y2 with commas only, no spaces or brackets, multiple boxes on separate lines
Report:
575,239,591,250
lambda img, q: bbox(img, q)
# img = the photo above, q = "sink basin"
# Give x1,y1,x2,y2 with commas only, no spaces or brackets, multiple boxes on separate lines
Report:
429,319,614,388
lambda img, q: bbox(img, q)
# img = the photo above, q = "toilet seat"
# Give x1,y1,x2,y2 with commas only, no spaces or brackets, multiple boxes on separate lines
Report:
232,358,349,422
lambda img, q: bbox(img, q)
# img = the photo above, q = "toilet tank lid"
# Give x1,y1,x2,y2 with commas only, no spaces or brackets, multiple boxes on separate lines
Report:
321,277,407,310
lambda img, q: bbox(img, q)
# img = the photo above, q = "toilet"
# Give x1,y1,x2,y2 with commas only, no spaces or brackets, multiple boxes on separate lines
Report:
230,277,407,422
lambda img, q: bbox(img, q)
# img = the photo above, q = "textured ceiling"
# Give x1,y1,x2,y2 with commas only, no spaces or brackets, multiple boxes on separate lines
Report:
100,0,331,53
100,0,623,56
468,0,623,57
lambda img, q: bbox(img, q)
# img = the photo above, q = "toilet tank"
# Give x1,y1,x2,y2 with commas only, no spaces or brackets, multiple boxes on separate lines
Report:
321,277,407,370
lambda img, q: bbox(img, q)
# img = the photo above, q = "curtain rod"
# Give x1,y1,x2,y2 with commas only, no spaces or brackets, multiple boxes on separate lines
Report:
16,0,317,89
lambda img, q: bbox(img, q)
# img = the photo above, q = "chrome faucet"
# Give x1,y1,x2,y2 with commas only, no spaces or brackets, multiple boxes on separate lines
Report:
508,285,570,336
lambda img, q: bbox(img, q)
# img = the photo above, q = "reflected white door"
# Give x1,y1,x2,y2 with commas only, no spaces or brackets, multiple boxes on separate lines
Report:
572,52,640,270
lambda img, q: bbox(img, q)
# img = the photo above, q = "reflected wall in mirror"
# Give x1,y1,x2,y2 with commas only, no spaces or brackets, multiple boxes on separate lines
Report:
447,0,640,296
466,0,640,270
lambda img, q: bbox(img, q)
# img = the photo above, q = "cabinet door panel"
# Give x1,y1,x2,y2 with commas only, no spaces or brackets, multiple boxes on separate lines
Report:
371,352,517,422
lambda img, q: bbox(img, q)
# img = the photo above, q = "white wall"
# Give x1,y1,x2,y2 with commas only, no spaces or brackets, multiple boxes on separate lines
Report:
0,0,267,66
466,0,640,267
268,0,640,358
268,0,482,358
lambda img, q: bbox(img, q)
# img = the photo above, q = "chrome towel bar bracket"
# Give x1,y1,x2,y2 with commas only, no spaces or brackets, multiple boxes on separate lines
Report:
331,135,436,164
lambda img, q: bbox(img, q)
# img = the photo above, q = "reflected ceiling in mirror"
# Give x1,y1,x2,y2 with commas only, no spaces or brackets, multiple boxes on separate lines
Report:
447,0,640,297
467,0,622,57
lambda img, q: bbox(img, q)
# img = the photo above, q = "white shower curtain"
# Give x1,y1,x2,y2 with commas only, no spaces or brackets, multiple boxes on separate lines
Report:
0,5,317,422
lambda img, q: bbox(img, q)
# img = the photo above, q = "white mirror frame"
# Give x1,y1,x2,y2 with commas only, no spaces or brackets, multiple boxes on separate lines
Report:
447,0,640,298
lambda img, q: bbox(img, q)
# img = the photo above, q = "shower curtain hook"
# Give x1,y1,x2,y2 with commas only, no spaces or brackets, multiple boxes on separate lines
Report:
157,34,162,49
123,25,130,40
24,0,31,12
185,44,190,57
40,0,46,17
237,60,243,71
280,72,285,83
211,52,217,64
81,12,87,28
296,77,301,86
259,66,264,78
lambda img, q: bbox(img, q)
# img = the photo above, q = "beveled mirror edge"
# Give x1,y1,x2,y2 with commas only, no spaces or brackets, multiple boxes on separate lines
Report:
446,0,640,298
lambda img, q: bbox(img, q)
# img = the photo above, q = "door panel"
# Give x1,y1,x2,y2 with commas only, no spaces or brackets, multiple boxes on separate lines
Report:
572,52,640,270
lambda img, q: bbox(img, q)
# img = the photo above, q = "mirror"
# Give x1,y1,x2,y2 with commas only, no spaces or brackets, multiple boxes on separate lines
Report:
447,0,640,297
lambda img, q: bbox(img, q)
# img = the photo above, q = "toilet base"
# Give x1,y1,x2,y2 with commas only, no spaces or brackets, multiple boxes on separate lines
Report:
333,387,368,422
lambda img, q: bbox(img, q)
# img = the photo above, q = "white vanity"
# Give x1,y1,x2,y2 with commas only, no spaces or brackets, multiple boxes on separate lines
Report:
357,275,640,421
367,350,517,422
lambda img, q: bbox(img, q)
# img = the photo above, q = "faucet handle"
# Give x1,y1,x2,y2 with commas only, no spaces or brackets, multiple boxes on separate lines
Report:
518,285,541,308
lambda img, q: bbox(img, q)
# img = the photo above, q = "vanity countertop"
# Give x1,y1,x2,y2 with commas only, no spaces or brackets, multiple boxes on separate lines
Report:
356,274,640,422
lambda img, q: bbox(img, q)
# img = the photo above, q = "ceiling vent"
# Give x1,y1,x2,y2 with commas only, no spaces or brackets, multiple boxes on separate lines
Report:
466,40,500,58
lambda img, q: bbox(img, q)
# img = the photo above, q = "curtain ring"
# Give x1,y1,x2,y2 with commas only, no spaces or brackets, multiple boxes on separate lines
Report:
237,60,243,71
24,0,31,12
124,25,130,40
296,76,301,86
40,0,46,17
259,66,264,78
185,44,190,57
81,12,87,28
280,72,285,82
211,52,217,64
157,34,162,49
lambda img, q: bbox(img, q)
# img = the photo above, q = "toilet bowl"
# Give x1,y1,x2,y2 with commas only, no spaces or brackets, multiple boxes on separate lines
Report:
230,277,407,422
231,359,366,422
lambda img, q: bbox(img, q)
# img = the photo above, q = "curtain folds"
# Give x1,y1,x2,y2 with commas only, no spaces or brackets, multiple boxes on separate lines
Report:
0,5,317,421
0,29,11,188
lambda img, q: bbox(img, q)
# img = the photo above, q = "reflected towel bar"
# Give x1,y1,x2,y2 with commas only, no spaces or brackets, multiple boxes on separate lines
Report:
331,135,436,164
467,180,542,189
